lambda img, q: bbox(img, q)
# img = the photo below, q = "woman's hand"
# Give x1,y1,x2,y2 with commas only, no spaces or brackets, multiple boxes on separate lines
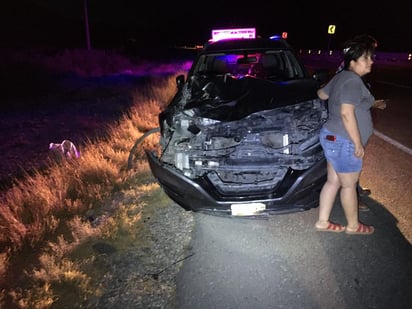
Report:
354,143,365,158
317,88,329,100
373,99,388,110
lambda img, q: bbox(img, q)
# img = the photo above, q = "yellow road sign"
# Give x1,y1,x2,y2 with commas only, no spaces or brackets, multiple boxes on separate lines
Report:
328,25,336,34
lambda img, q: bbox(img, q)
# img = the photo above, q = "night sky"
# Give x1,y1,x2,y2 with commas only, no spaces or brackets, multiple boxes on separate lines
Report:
2,0,411,52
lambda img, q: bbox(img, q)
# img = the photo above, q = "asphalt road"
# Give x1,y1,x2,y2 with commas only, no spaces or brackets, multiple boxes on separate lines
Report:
176,202,412,309
175,61,412,309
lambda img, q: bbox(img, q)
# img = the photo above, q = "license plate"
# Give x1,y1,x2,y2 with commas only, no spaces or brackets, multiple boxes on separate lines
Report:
230,203,266,216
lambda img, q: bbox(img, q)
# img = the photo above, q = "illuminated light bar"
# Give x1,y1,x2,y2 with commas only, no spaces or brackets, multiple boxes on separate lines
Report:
269,35,281,40
211,28,256,42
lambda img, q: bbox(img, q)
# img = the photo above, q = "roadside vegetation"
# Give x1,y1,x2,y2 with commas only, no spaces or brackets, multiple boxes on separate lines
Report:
0,48,189,307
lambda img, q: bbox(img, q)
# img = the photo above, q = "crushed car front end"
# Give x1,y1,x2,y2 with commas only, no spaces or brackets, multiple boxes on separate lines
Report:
146,33,328,216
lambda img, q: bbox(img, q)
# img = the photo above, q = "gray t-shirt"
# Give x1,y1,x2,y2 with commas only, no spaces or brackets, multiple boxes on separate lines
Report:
322,70,375,145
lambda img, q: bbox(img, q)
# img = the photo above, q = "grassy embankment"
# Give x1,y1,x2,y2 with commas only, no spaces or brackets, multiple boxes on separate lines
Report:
0,48,188,307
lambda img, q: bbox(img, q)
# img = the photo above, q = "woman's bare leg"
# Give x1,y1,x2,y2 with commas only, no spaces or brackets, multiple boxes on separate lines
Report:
316,162,341,228
337,171,360,229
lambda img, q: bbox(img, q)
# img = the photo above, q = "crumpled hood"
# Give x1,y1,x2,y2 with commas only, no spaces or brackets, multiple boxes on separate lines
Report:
185,76,321,121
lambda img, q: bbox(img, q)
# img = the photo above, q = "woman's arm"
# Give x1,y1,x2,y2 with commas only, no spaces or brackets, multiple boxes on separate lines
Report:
340,103,364,158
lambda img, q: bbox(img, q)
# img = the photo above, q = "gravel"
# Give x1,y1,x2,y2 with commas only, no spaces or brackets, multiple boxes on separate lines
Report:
84,200,195,308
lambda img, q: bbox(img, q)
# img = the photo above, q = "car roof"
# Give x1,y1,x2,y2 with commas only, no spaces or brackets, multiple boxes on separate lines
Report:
201,37,293,54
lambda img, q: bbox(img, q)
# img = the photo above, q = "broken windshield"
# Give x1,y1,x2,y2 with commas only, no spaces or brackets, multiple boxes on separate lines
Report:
191,50,305,80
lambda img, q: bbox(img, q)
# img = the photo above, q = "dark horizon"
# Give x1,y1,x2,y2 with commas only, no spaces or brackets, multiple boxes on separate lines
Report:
2,1,411,52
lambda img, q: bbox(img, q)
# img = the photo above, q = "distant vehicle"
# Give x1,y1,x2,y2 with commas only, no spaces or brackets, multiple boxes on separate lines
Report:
145,28,329,216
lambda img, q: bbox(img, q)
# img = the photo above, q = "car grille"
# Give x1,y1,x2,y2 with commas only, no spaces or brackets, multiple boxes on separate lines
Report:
206,167,288,195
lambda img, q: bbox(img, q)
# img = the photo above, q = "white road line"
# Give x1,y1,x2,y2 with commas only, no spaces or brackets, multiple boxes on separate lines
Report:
375,80,412,90
374,130,412,156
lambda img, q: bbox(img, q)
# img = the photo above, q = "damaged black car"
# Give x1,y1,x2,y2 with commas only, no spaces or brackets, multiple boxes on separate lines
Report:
145,31,328,216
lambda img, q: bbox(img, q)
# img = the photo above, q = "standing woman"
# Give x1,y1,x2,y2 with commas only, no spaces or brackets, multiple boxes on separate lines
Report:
315,35,377,235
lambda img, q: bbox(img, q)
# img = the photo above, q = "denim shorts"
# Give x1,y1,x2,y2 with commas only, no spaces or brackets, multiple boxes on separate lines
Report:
320,127,363,173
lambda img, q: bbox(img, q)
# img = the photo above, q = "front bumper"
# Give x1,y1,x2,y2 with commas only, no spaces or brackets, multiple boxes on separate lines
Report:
145,150,326,216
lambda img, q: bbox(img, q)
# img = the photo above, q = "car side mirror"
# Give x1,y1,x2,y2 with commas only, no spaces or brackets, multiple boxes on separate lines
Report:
176,74,185,89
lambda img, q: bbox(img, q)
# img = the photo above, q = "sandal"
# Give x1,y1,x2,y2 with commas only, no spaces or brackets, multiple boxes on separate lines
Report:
345,223,374,235
315,221,346,233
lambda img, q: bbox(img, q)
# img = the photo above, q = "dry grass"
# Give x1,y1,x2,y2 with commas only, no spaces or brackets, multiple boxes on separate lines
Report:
0,48,190,307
